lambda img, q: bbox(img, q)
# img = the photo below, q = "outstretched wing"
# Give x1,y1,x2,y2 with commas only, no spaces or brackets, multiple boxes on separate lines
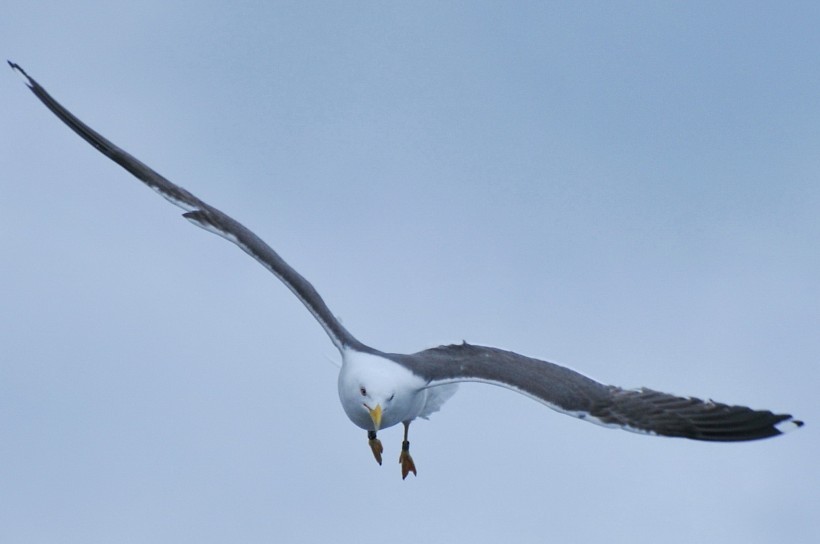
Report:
9,61,362,353
391,342,802,441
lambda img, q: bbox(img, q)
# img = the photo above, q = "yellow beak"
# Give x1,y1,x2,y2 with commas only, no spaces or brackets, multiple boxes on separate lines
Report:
368,404,383,430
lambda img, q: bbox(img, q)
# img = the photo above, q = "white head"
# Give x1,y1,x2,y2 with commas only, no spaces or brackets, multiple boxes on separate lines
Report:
337,350,427,431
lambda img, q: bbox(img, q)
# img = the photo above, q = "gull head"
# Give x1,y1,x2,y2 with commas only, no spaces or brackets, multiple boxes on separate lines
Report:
338,350,427,431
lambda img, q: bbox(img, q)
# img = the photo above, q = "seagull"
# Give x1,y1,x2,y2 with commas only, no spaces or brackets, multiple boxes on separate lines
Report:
10,62,803,479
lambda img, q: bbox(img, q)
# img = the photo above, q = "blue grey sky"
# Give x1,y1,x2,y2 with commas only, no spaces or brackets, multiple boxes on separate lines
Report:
2,3,818,543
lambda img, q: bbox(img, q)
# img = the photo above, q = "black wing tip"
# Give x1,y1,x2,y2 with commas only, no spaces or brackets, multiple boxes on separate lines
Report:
776,417,804,434
681,410,804,442
601,387,805,442
683,411,804,442
8,60,34,87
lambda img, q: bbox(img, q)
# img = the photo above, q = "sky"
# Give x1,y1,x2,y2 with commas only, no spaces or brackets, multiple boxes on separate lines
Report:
2,2,818,543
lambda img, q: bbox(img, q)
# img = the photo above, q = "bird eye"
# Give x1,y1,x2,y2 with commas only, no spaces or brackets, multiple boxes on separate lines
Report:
359,387,367,396
388,394,395,402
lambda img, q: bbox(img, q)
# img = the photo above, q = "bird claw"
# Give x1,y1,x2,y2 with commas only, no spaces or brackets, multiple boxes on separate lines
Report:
368,437,383,465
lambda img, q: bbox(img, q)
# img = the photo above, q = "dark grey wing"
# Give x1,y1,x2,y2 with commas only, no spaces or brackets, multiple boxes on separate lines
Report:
391,342,803,441
10,61,363,353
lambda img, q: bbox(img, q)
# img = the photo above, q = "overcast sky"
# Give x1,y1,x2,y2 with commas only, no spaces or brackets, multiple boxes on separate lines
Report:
2,3,818,543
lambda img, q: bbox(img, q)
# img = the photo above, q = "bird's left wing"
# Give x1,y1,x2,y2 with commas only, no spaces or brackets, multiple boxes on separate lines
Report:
389,342,802,441
9,62,363,353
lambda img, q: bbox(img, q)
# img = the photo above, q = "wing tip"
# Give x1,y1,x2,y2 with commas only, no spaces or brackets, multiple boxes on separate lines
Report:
775,417,804,435
8,60,34,88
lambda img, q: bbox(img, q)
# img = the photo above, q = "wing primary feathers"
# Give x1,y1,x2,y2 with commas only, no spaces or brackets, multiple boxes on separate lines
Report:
9,61,205,211
592,387,801,441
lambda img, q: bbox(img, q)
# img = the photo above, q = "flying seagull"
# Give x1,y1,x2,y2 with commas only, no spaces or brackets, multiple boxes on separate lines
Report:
10,62,803,479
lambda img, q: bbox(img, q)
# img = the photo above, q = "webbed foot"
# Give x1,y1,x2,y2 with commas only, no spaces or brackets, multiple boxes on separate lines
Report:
367,430,383,465
399,440,417,479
